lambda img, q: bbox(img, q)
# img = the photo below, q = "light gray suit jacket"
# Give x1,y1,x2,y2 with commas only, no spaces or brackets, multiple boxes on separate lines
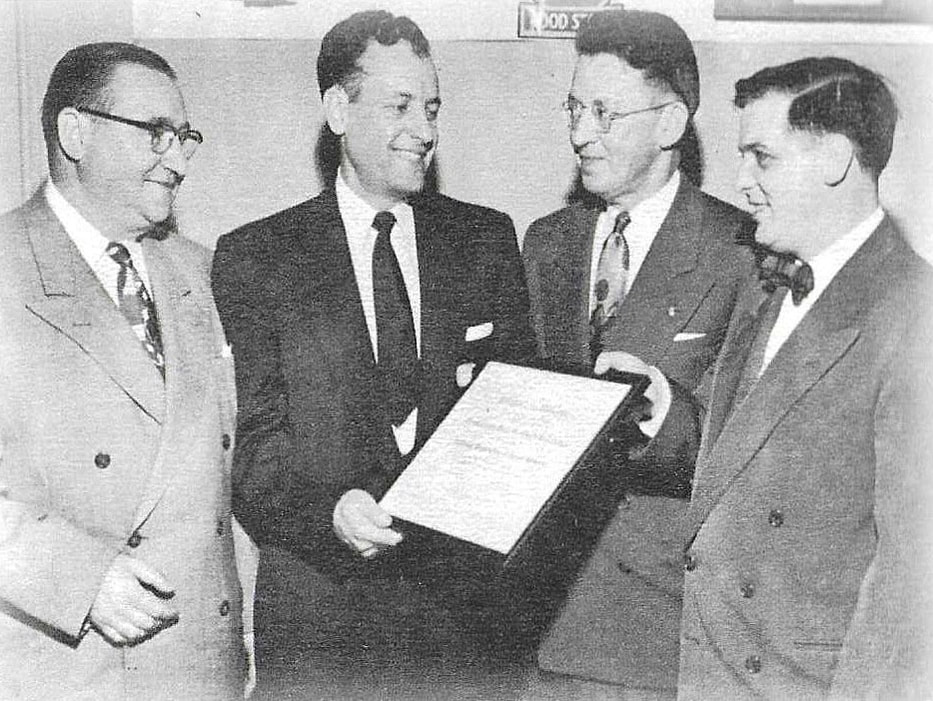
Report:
679,218,933,699
0,191,245,700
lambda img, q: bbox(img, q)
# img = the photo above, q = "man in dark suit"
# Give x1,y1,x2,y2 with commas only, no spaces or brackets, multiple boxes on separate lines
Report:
211,10,534,699
522,10,754,698
674,57,933,700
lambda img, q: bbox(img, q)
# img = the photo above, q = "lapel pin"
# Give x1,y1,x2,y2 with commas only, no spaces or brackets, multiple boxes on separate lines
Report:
667,306,677,317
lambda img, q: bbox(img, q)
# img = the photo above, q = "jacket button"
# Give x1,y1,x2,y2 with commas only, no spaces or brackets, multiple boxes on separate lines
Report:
127,532,142,548
740,582,755,598
219,599,230,616
94,452,111,469
683,552,697,572
745,655,762,673
768,509,784,527
221,433,231,450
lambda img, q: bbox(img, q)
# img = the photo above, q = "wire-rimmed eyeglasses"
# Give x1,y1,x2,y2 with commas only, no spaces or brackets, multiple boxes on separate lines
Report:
562,97,676,132
78,108,203,158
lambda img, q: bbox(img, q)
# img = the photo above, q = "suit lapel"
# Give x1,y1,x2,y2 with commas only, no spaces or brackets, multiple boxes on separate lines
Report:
131,238,216,527
540,205,600,368
686,223,897,541
602,180,710,362
22,195,165,424
294,191,399,469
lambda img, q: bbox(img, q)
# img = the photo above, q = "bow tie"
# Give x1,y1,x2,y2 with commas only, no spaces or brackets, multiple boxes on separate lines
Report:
752,244,814,305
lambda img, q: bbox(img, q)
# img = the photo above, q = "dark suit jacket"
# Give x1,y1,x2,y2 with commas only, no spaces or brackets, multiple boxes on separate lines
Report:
211,188,535,694
679,218,933,700
523,178,755,690
0,190,243,701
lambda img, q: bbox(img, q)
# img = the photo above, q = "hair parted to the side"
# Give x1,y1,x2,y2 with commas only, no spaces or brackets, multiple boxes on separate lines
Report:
316,10,431,101
575,9,700,119
42,42,176,159
734,57,897,179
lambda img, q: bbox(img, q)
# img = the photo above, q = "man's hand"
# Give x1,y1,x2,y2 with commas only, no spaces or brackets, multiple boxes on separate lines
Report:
595,351,672,437
88,553,178,646
333,489,403,558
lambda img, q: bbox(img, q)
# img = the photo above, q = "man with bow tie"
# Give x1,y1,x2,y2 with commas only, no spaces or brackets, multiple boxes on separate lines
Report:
0,43,244,699
211,10,535,698
620,57,933,699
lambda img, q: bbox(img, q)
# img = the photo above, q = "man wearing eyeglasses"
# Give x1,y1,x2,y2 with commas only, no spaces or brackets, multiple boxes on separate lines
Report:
0,43,244,700
522,10,754,699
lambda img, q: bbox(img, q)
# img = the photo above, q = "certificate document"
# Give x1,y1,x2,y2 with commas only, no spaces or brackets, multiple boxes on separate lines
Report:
379,362,640,556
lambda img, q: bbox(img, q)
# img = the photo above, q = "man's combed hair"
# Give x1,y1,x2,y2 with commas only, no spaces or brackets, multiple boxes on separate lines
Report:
735,57,897,179
42,42,176,156
575,9,700,118
316,10,431,100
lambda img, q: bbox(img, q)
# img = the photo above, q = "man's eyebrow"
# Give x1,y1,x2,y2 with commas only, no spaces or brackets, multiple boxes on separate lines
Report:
738,141,766,153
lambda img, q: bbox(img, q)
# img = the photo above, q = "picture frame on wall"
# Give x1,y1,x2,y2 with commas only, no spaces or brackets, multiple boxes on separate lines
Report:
714,0,933,24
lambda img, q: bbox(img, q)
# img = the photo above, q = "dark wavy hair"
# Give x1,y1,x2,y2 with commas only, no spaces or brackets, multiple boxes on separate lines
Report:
735,57,897,179
316,10,431,100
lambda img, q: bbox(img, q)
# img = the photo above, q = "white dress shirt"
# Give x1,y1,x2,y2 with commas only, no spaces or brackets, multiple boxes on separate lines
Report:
45,181,152,304
760,207,883,373
335,173,421,455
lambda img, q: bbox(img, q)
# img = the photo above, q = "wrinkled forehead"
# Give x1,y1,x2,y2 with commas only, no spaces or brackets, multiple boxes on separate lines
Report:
356,41,439,98
570,52,663,104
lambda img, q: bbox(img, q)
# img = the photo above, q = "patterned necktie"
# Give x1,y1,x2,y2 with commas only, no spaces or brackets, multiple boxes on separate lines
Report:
732,286,789,407
372,211,419,425
753,244,814,305
106,242,165,378
590,210,631,364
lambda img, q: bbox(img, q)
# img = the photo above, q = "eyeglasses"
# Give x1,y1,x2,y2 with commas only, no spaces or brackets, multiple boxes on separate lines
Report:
562,97,676,132
78,108,203,158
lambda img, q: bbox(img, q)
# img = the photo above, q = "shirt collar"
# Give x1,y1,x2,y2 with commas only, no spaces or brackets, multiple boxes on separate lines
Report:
607,170,680,232
45,180,113,267
807,207,883,295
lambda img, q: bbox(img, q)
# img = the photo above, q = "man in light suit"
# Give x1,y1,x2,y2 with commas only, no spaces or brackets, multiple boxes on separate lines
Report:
522,10,754,697
673,57,933,700
211,10,535,699
0,43,244,700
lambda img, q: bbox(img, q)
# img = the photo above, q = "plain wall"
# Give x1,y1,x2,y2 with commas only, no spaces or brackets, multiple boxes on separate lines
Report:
3,1,932,260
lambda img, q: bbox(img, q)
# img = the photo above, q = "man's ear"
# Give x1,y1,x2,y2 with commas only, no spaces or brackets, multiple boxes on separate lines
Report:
657,101,689,151
56,107,86,162
322,85,350,137
821,133,856,187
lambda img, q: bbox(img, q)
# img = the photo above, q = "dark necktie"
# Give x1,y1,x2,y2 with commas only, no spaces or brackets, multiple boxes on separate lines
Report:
753,244,814,305
106,242,165,378
372,211,419,425
590,210,631,364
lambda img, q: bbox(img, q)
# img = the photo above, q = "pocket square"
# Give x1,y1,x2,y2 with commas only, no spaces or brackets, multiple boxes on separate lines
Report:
464,322,493,342
456,362,477,388
673,332,707,342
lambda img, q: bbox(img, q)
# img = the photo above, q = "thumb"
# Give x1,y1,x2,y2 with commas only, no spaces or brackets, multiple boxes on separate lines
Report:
125,557,175,597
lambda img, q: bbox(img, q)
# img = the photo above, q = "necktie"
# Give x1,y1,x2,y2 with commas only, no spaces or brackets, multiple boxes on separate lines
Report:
753,244,813,305
372,211,419,425
106,242,165,378
590,210,631,364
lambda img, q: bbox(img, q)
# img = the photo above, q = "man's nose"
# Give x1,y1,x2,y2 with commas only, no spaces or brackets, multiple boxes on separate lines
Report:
159,135,188,178
735,156,755,194
569,112,600,149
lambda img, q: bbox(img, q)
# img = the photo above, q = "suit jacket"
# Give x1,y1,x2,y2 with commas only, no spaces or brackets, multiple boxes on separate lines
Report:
0,191,244,701
679,218,933,700
211,188,535,694
523,178,755,691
